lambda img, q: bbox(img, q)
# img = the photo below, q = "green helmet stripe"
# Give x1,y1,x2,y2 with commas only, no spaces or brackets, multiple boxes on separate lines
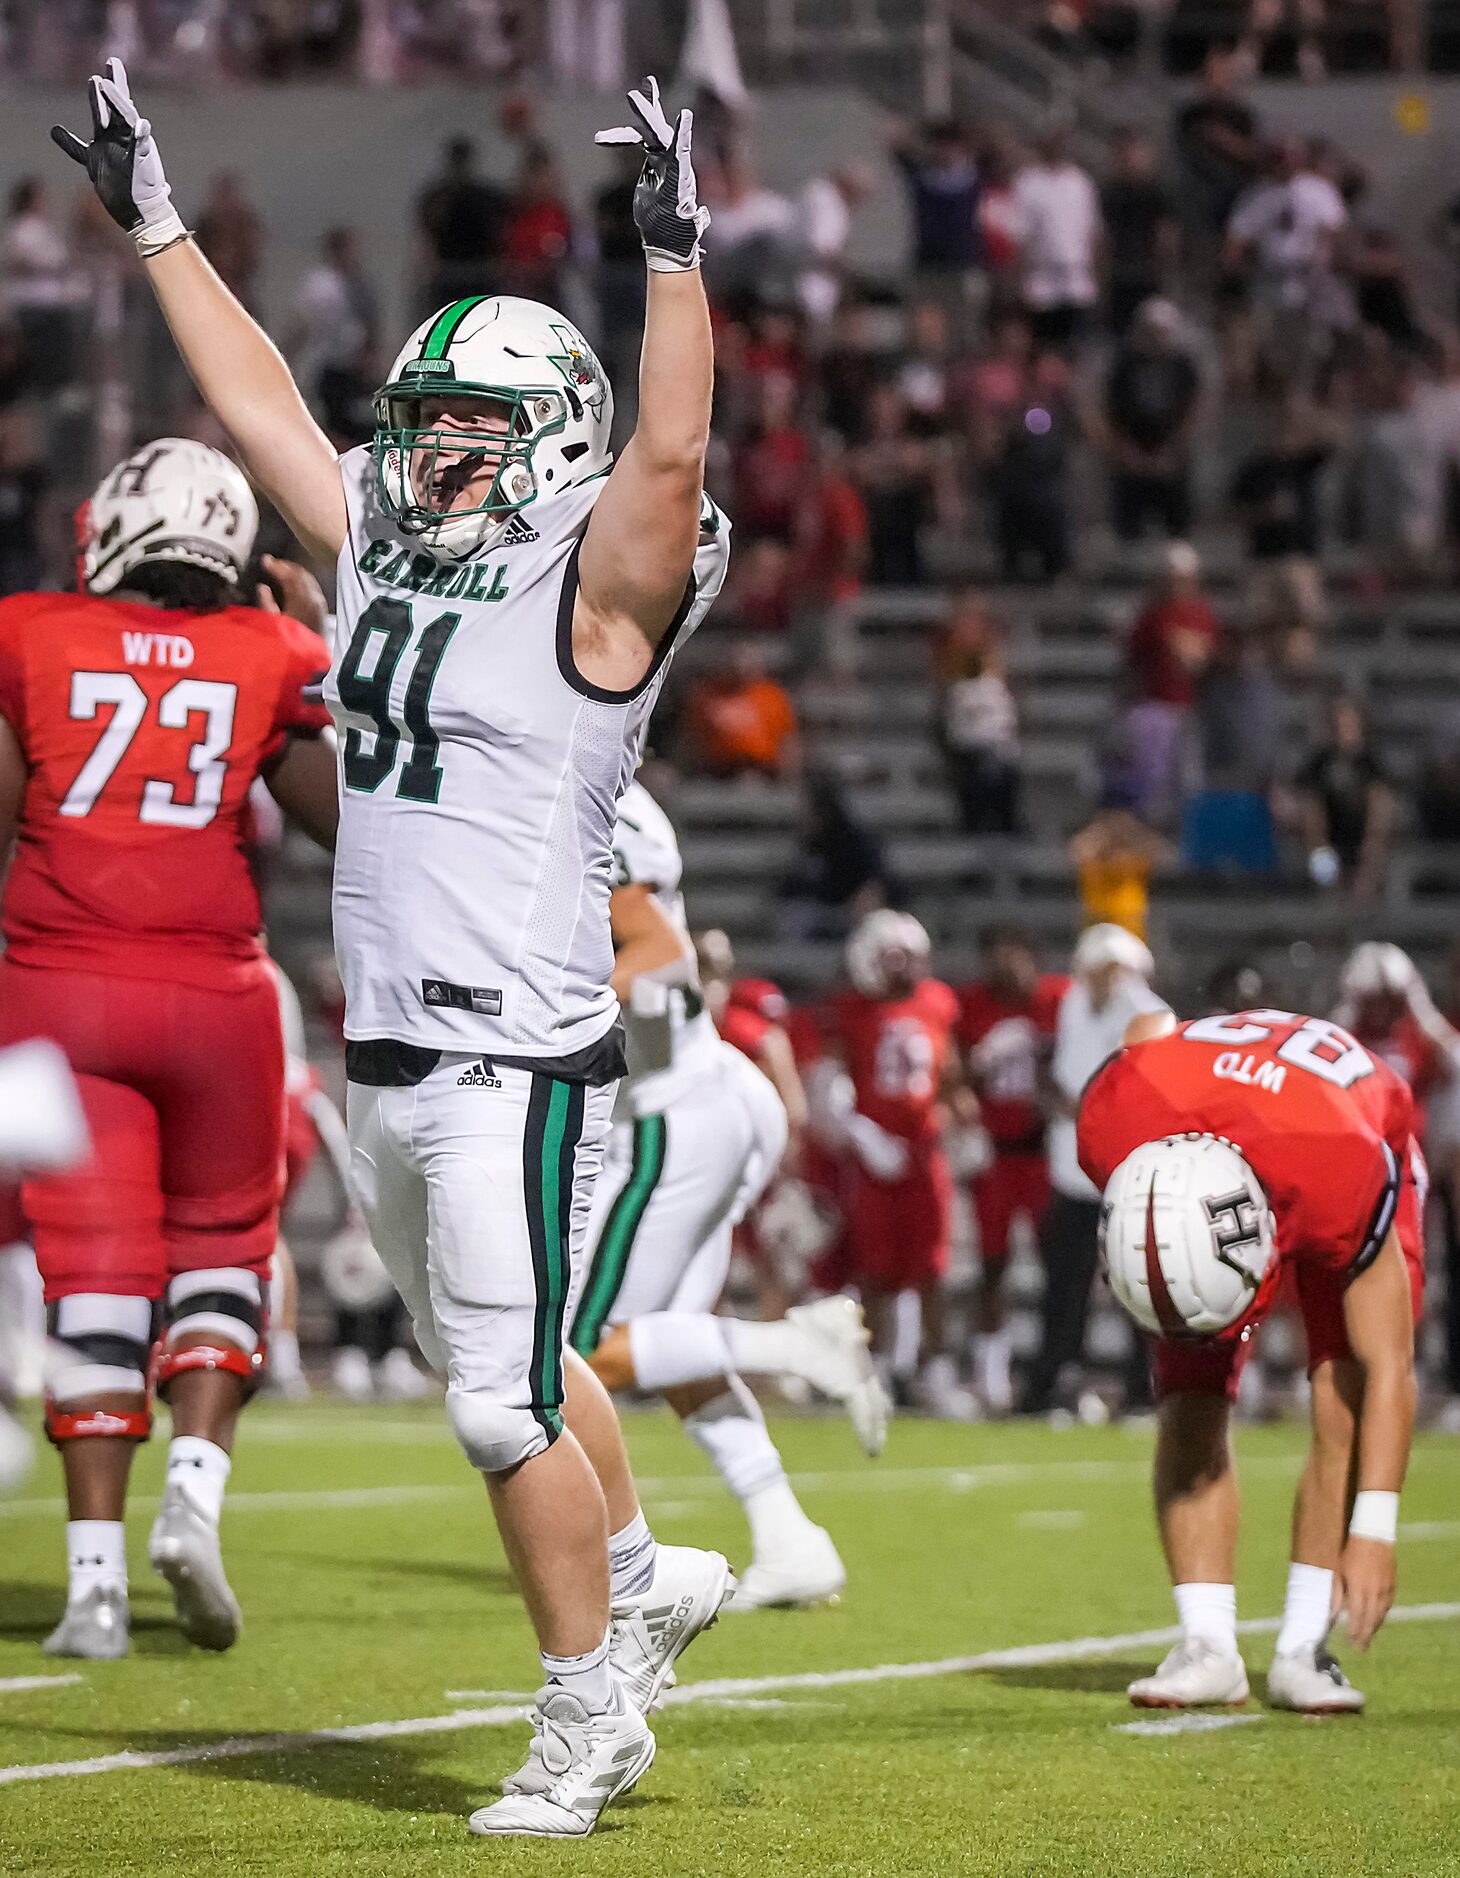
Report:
420,296,490,362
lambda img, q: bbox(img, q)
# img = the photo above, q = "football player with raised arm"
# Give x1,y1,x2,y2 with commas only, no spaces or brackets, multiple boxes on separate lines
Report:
55,64,730,1837
1080,1006,1423,1715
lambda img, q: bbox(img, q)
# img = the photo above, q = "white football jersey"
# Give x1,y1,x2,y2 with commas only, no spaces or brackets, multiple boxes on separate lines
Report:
326,448,730,1060
611,779,722,1116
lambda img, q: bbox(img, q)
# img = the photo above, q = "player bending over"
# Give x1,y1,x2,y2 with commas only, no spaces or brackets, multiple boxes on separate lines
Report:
568,778,890,1613
56,63,730,1835
0,440,335,1657
1079,1006,1423,1713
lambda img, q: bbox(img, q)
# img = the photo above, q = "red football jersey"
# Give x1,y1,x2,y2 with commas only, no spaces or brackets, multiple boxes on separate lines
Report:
956,973,1068,1151
1078,1010,1414,1279
0,591,329,986
828,978,958,1142
721,976,789,1060
1347,1010,1448,1136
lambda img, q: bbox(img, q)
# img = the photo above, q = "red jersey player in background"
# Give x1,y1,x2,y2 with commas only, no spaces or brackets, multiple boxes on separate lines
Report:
955,926,1067,1413
818,910,974,1415
1333,940,1460,1140
1079,1006,1423,1716
0,439,336,1659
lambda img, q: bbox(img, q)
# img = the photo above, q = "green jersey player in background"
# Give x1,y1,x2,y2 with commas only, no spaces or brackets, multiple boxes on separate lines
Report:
56,63,730,1840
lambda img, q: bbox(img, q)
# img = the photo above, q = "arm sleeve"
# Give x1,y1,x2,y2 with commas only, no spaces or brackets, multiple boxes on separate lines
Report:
274,616,333,739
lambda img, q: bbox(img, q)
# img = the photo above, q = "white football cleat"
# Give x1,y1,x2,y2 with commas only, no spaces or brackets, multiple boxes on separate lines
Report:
725,1524,846,1612
909,1353,981,1421
784,1297,892,1457
472,1689,653,1838
43,1582,130,1659
376,1347,432,1401
331,1346,374,1402
148,1483,241,1651
502,1544,731,1797
1128,1640,1249,1709
1266,1646,1365,1714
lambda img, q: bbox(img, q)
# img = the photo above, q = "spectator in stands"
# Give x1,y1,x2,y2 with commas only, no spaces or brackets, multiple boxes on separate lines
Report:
1093,297,1204,543
683,642,800,782
1022,923,1167,1417
1173,42,1266,258
504,140,573,304
415,135,509,314
776,774,890,939
286,227,378,447
1070,807,1169,940
703,148,797,306
795,163,872,329
1230,387,1337,640
853,384,952,587
793,430,870,674
1356,346,1445,585
936,592,1021,834
1224,138,1349,367
593,142,646,390
981,347,1077,583
1344,209,1424,351
733,374,812,543
896,302,953,435
1118,541,1218,819
818,297,886,445
194,172,265,312
973,131,1023,303
1101,128,1181,334
1009,127,1102,351
888,119,984,335
1184,624,1286,872
2,178,82,393
1416,710,1460,843
1294,692,1396,900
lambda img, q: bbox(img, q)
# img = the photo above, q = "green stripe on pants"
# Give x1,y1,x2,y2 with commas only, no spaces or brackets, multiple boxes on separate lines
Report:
524,1076,585,1440
570,1114,667,1357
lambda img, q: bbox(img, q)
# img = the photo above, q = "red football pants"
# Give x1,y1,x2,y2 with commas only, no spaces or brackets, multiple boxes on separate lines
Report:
0,960,285,1302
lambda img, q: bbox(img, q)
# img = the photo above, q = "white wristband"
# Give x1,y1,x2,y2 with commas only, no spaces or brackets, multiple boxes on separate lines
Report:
1348,1490,1399,1544
135,210,191,259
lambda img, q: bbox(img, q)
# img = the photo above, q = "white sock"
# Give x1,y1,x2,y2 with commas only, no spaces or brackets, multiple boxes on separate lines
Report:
66,1519,126,1600
165,1435,231,1527
270,1329,302,1383
629,1312,731,1392
541,1626,614,1715
607,1510,656,1602
721,1317,810,1381
1173,1581,1238,1655
684,1380,821,1557
973,1330,1012,1399
1274,1562,1334,1658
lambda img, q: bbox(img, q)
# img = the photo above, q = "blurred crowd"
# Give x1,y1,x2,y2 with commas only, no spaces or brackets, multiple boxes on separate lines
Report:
4,43,1460,914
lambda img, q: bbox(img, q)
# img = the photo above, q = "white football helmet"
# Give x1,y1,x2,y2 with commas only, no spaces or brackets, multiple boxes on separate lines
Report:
1100,1133,1278,1337
846,909,931,999
1340,941,1413,1003
373,295,614,560
81,439,259,596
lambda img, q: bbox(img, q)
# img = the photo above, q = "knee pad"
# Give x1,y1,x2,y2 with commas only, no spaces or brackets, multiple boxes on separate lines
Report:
155,1266,266,1396
445,1383,554,1475
45,1292,155,1444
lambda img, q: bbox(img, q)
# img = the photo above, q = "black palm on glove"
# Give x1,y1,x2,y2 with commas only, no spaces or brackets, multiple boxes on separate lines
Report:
596,76,710,273
52,58,181,248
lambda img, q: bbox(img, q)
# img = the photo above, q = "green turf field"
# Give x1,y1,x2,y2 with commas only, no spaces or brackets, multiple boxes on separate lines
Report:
2,1401,1457,1877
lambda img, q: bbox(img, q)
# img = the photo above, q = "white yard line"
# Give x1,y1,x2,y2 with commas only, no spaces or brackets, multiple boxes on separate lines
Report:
0,1454,1316,1522
0,1674,81,1695
4,1602,1458,1788
1400,1521,1460,1540
1114,1713,1264,1737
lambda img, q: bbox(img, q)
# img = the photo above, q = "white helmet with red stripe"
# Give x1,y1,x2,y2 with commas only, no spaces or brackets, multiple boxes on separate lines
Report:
846,909,931,999
1099,1132,1277,1336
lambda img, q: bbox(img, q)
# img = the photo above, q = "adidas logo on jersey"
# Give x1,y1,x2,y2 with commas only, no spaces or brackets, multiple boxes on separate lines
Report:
501,514,540,546
457,1061,502,1089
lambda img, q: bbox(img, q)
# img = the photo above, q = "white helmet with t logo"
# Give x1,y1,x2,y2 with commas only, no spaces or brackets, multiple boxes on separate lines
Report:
81,439,259,596
373,296,615,561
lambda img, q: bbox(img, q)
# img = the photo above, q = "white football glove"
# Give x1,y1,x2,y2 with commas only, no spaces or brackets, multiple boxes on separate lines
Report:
52,58,188,257
844,1114,911,1183
595,75,710,273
